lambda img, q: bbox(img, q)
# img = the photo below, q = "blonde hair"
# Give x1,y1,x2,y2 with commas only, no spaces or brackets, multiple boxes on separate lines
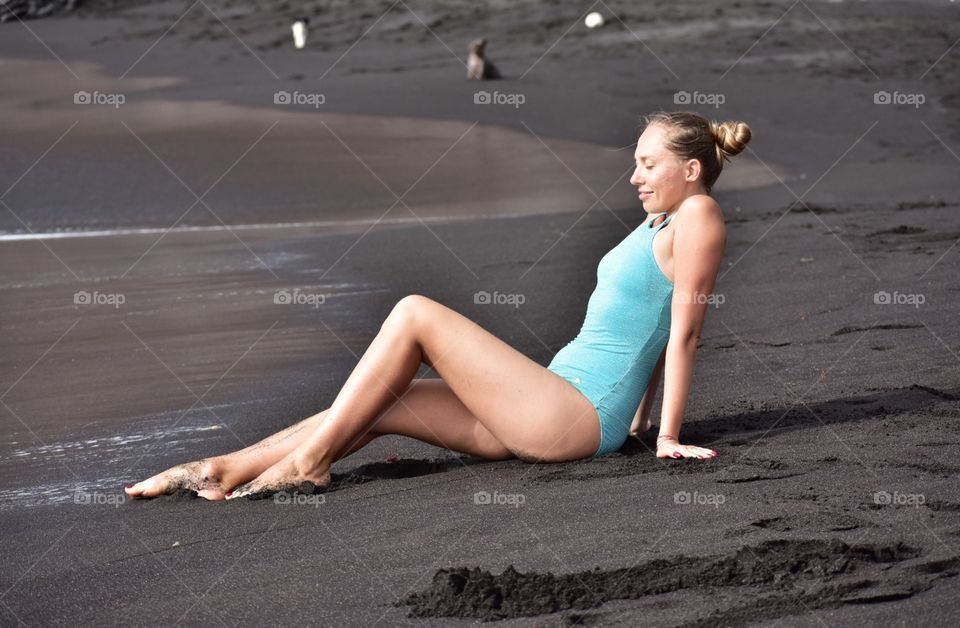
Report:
641,111,752,194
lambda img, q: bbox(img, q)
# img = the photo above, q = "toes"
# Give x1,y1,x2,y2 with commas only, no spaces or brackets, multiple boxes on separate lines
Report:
227,485,273,500
124,477,168,498
225,480,324,501
196,488,227,501
126,461,226,499
225,480,272,500
225,482,254,500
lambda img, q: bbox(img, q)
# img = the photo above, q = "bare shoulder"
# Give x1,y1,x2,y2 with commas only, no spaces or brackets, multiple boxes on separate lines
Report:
676,194,723,224
674,195,726,241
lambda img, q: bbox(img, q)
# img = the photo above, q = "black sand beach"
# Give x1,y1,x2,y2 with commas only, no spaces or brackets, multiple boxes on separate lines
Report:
2,0,960,625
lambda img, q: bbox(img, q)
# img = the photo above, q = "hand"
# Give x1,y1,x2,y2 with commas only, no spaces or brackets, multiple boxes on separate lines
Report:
629,413,652,437
656,436,717,460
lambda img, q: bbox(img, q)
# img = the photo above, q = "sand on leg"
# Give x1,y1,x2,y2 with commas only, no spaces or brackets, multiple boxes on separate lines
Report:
228,295,601,498
124,406,382,500
125,375,510,500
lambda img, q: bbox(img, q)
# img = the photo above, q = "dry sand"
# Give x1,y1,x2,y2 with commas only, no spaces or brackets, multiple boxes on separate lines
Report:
1,0,959,625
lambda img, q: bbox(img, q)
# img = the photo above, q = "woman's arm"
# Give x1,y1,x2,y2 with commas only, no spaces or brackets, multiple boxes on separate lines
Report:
629,347,665,435
656,197,725,460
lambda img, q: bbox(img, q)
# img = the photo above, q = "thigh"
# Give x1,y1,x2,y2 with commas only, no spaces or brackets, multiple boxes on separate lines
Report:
369,378,514,460
397,295,601,461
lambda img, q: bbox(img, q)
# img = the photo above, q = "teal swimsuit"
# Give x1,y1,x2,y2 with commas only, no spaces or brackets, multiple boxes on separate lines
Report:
547,212,674,457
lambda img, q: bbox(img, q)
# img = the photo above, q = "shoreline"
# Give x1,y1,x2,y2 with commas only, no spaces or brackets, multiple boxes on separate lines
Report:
0,53,794,234
3,1,960,625
0,207,566,241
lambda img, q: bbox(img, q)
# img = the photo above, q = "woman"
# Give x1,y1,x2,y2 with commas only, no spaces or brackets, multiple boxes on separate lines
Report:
125,110,751,500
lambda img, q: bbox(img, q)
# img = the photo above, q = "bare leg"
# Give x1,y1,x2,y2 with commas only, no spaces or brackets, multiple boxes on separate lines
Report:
228,295,600,498
126,377,510,500
125,408,376,500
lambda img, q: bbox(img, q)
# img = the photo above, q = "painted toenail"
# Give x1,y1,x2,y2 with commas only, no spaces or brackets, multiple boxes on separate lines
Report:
125,485,134,489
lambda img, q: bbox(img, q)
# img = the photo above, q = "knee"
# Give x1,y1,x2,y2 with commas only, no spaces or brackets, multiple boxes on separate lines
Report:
386,294,433,330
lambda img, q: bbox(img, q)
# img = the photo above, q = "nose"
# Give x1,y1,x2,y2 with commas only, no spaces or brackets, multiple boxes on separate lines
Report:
629,167,642,186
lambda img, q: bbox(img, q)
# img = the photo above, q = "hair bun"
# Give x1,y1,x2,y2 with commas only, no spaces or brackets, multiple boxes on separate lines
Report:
710,121,751,160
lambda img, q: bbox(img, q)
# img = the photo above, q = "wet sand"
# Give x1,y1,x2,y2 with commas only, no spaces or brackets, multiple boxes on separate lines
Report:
2,0,960,625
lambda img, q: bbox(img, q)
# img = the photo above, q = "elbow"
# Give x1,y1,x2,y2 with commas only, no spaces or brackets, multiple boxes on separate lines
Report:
669,327,701,351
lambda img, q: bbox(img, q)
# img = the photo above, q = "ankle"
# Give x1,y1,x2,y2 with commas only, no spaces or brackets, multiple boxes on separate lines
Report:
197,457,227,484
292,449,330,476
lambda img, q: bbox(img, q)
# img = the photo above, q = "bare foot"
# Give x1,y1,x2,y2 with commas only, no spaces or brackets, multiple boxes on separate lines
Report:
125,458,230,500
225,452,330,500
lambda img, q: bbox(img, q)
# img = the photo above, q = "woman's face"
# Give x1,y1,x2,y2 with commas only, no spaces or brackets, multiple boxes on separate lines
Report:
629,124,702,213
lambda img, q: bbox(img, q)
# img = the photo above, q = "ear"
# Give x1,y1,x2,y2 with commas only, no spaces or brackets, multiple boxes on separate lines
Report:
684,158,702,184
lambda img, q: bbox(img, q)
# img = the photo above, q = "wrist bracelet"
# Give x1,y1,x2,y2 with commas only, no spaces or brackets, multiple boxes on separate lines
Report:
657,435,678,441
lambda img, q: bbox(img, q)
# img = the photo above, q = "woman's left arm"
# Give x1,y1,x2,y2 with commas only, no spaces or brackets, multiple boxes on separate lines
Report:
656,197,726,460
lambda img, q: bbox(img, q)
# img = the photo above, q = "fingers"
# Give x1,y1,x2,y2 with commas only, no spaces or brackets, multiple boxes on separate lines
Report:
679,447,717,459
683,446,717,459
657,446,718,460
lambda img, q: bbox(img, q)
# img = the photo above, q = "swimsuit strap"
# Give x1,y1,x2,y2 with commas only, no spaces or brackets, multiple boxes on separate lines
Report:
648,211,675,231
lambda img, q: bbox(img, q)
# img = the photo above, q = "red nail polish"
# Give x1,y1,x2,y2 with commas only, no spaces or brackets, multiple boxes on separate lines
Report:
125,485,134,489
225,492,233,497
